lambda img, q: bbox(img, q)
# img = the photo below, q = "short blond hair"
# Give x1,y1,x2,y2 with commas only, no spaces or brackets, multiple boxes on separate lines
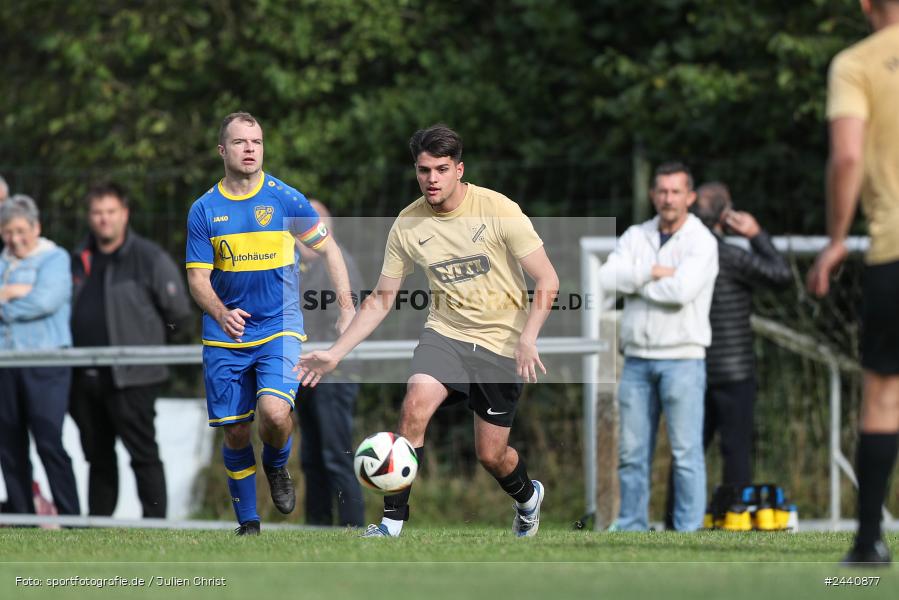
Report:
218,112,260,146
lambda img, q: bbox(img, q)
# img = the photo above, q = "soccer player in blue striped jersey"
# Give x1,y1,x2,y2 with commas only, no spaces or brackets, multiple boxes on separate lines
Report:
186,112,355,535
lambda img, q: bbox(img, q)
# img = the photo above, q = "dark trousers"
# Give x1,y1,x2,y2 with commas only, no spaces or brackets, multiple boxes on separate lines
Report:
0,367,80,515
665,377,756,527
69,368,166,518
704,378,756,485
296,382,364,527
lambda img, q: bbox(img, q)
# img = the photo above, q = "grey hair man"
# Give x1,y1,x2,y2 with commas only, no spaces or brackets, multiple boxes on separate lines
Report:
663,182,791,529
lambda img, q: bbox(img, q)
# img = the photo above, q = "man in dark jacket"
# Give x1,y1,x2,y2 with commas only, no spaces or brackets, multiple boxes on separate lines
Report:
666,182,792,527
69,182,192,518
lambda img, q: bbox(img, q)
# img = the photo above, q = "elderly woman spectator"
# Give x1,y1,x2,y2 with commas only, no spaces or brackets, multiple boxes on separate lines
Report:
0,194,80,516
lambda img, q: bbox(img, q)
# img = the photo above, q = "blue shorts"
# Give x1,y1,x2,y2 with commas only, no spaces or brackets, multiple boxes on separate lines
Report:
203,333,302,427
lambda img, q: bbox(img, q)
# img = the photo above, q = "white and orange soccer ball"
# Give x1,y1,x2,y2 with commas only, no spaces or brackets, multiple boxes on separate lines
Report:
353,432,418,495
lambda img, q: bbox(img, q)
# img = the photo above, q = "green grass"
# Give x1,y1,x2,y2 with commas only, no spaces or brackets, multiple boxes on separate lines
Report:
1,528,896,599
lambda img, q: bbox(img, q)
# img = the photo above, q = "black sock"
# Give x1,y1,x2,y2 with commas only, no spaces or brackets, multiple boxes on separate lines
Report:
855,432,899,548
494,456,535,504
383,446,425,521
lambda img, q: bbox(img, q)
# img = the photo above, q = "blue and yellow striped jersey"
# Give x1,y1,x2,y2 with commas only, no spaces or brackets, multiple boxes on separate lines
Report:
186,172,329,347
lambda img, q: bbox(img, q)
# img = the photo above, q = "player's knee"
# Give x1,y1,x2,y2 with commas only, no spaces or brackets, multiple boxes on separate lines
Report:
256,399,293,430
400,394,426,420
223,422,251,448
399,391,436,428
406,374,447,399
398,369,447,447
476,446,506,473
256,409,282,432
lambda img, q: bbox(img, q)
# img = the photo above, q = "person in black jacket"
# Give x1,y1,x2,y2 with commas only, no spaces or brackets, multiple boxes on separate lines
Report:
69,182,192,518
665,182,791,528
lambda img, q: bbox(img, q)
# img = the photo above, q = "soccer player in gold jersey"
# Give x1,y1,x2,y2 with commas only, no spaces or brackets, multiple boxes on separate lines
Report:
296,125,559,537
807,0,899,565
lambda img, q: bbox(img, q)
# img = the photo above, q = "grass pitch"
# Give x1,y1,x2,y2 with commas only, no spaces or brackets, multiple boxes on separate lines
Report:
1,527,896,599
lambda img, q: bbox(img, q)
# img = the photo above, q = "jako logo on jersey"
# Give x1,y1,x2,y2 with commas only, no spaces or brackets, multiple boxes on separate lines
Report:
429,254,491,284
213,215,229,223
218,239,276,268
255,205,274,227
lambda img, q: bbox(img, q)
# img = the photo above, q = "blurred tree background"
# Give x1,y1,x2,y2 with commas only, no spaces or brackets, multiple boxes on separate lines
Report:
2,1,886,525
1,0,867,242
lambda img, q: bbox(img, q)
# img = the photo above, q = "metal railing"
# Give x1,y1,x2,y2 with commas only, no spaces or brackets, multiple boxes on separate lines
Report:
0,234,886,530
0,337,605,368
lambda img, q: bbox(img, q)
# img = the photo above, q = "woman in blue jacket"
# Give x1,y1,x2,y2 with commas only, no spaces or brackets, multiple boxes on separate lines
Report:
0,194,80,516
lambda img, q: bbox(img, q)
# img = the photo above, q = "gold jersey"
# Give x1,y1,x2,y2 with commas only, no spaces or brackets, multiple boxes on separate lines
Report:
827,23,899,264
381,183,543,357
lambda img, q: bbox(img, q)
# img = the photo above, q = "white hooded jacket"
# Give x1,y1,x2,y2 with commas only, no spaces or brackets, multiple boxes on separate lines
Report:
599,213,718,359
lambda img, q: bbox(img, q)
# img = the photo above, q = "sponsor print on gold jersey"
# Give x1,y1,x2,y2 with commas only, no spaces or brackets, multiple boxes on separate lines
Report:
428,254,491,284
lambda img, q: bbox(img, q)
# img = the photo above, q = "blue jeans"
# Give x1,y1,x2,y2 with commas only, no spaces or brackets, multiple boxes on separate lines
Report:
616,357,706,531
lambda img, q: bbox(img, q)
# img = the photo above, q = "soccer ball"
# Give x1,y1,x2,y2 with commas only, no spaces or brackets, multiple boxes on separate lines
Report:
353,432,418,495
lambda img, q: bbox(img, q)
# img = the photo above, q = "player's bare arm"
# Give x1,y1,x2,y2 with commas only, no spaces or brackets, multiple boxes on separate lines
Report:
516,246,559,383
807,116,866,297
310,237,356,334
295,273,403,387
186,268,251,343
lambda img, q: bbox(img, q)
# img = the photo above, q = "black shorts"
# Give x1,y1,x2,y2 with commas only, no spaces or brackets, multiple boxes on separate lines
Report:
409,329,523,427
861,260,899,374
